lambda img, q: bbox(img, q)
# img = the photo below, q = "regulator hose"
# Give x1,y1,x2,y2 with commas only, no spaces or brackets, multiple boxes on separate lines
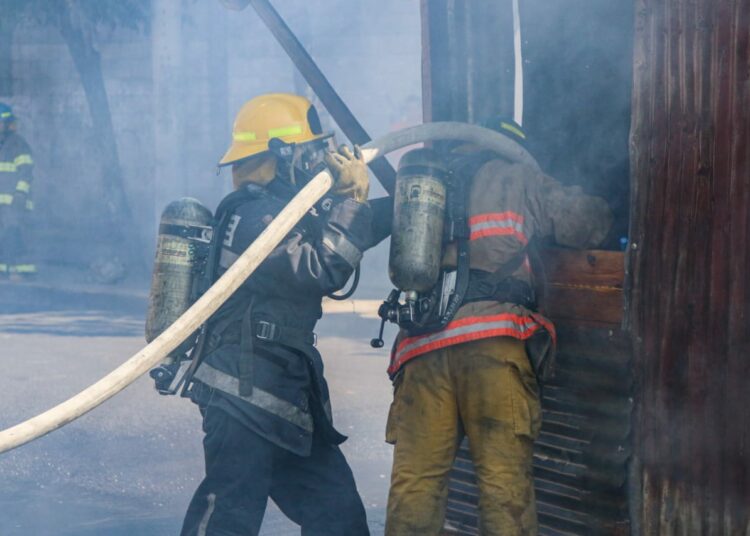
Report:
327,264,360,301
0,122,536,454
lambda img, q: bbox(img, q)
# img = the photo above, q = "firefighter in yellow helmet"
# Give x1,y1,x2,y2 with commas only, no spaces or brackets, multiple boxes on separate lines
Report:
0,103,36,280
179,93,390,536
383,119,613,535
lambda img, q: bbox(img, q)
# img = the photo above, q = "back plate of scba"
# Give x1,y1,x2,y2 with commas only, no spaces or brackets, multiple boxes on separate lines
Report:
442,249,633,535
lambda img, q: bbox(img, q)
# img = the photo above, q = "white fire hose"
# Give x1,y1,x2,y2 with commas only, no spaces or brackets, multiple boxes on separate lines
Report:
0,122,537,454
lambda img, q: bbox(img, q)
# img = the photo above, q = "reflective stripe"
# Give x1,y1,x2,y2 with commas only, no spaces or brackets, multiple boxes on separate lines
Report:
219,247,239,269
197,493,216,536
10,264,36,274
193,363,314,432
233,131,257,142
322,231,363,268
268,125,303,138
14,154,32,166
469,211,527,244
233,126,304,141
0,112,11,119
0,264,7,273
389,313,545,375
0,162,15,172
25,200,33,211
15,180,30,193
0,194,13,205
501,121,526,140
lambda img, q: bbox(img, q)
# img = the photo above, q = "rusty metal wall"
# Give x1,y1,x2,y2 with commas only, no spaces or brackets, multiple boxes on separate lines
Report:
628,0,750,533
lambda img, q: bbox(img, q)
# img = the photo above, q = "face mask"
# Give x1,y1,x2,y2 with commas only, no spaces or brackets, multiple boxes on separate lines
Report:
269,137,333,187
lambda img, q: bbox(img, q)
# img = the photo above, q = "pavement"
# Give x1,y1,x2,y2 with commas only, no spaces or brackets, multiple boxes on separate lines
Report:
0,279,400,535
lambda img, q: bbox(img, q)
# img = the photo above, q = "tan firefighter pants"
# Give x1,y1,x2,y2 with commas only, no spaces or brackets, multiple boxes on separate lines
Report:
385,337,541,536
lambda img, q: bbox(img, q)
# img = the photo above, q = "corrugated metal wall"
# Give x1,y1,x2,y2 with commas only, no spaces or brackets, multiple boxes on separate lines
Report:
443,250,633,536
628,0,750,533
445,328,633,536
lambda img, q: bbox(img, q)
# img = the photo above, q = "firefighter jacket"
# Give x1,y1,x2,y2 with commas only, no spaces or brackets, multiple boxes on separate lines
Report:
388,156,613,378
0,131,35,275
191,178,388,457
0,131,33,215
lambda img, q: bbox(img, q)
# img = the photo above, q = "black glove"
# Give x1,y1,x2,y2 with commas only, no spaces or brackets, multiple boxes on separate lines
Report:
149,361,181,395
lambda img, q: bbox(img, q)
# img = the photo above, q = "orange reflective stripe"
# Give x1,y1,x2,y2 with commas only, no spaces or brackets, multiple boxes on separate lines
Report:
469,211,524,226
469,211,527,244
388,312,546,375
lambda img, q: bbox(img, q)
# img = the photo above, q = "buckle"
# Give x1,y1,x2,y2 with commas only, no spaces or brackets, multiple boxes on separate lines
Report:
188,224,214,244
255,320,278,341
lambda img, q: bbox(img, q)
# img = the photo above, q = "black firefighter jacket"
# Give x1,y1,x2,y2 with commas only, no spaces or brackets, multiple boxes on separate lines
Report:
191,178,391,456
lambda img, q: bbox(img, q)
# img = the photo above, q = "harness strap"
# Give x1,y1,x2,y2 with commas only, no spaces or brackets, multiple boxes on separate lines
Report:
238,303,255,397
463,272,536,310
180,186,267,396
253,320,317,347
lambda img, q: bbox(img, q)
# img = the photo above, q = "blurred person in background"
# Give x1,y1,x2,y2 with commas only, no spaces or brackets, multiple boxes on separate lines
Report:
0,102,36,281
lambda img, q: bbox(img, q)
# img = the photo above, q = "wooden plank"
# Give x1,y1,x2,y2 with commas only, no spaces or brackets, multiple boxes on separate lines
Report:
539,248,624,289
543,286,623,327
537,248,625,327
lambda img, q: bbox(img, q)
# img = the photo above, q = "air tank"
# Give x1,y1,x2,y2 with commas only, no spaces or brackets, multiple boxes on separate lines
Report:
146,198,213,357
389,148,448,294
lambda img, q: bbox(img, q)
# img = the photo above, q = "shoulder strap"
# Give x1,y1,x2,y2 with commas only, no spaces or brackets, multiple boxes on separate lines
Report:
439,150,498,320
180,188,264,396
214,183,266,222
446,150,496,187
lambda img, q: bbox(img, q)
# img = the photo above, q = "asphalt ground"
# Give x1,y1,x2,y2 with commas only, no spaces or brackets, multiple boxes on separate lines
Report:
0,281,399,535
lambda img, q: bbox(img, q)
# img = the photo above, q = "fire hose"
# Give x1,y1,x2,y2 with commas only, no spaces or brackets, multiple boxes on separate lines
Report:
0,122,538,454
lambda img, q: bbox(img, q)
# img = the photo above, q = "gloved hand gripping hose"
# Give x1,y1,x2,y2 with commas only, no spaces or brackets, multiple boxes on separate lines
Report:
0,122,538,454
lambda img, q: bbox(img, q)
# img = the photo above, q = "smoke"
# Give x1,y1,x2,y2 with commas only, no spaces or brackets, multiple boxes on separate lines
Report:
522,0,634,245
5,0,633,287
5,0,422,288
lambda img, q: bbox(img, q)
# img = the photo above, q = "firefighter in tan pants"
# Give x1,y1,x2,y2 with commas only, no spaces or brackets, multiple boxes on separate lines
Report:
384,120,612,535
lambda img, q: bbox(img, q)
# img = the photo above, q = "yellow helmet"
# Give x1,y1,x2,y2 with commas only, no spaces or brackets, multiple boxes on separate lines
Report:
219,93,328,166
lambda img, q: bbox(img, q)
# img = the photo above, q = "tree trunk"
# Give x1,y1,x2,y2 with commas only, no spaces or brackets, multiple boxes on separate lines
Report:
57,5,141,275
60,8,133,239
